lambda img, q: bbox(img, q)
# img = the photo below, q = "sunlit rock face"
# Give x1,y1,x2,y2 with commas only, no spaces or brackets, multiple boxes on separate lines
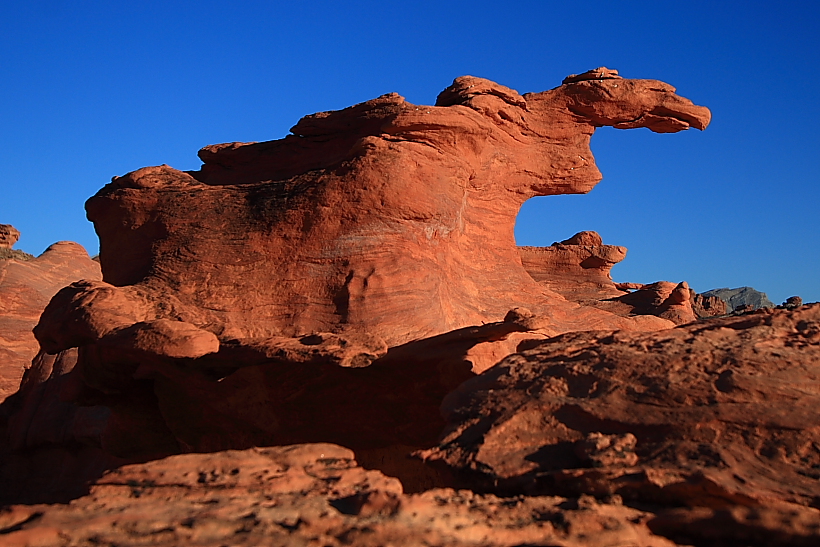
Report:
39,68,709,359
0,236,100,401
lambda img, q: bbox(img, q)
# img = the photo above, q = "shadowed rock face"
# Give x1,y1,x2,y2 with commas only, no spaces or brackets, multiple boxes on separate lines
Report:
421,304,820,514
39,69,709,356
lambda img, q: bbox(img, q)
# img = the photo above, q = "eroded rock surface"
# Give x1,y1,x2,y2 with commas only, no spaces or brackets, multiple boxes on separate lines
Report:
519,231,626,303
422,304,820,519
0,240,101,400
1,443,678,547
51,71,709,357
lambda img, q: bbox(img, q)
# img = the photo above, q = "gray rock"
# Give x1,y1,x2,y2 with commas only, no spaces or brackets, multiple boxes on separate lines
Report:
701,287,775,312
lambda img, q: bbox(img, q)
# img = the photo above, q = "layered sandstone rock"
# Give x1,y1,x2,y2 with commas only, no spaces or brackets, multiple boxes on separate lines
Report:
0,239,101,400
421,304,820,540
1,71,735,544
38,69,709,364
519,231,626,302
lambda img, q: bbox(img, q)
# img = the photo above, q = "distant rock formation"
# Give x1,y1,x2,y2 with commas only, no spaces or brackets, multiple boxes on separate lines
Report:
520,231,721,325
702,286,774,312
518,231,626,302
692,291,728,317
780,296,803,310
0,224,33,261
0,235,101,401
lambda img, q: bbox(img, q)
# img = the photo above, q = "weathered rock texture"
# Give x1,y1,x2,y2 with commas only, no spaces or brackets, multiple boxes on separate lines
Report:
35,69,710,366
0,224,20,249
0,224,33,261
1,442,679,547
703,286,775,312
692,292,728,318
0,71,737,545
422,303,820,543
4,70,709,491
520,231,729,325
519,231,626,302
0,241,101,401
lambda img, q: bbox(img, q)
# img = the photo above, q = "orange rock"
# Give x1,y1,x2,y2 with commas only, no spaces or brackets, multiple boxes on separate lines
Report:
519,231,627,303
63,71,708,356
0,224,21,249
0,241,101,401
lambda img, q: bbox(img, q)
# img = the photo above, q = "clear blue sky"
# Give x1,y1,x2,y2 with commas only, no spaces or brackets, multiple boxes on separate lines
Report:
1,1,818,304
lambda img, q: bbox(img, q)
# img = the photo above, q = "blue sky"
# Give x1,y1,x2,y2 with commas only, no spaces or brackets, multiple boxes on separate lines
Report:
1,1,818,304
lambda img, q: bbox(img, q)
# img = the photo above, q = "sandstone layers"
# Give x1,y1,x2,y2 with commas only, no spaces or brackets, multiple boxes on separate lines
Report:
5,70,815,545
0,233,101,401
36,67,710,363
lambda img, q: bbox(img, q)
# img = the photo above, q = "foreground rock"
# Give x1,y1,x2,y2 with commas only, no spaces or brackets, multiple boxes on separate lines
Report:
0,238,101,400
422,304,820,527
0,443,677,547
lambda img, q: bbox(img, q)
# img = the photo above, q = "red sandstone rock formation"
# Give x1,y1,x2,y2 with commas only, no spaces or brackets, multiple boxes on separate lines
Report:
421,303,820,545
0,240,101,400
519,231,627,303
33,69,709,369
14,71,791,545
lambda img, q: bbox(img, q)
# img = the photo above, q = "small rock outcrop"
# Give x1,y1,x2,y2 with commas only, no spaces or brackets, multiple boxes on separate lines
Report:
0,224,33,261
692,291,729,317
702,286,775,312
521,231,730,324
519,231,626,302
781,296,804,310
